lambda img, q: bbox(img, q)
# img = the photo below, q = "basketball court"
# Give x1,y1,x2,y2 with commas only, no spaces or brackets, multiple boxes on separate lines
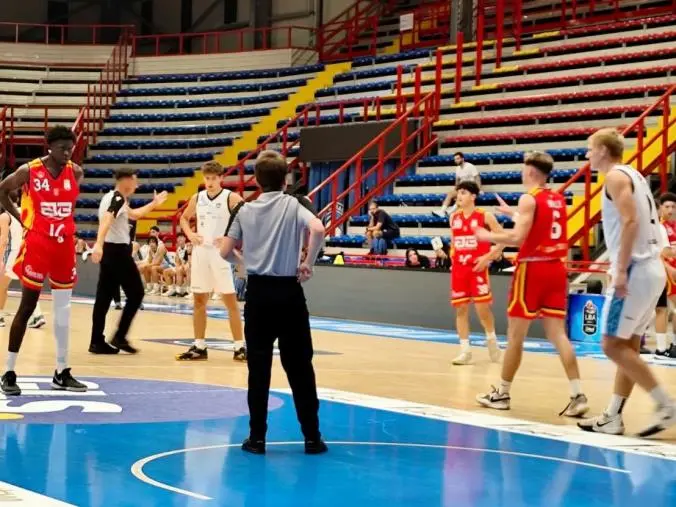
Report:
0,292,674,506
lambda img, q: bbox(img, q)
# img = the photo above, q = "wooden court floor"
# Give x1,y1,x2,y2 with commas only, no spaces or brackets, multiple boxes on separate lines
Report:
2,293,676,441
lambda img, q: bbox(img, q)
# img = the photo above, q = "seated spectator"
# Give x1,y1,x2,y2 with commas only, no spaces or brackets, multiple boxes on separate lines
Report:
365,201,400,253
74,234,89,254
433,244,451,271
405,248,431,269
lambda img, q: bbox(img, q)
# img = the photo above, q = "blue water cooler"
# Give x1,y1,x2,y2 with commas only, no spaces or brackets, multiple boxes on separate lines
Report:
566,293,606,343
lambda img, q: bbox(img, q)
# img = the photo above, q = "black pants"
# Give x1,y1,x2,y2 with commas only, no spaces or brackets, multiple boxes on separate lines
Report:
244,275,320,441
90,243,145,346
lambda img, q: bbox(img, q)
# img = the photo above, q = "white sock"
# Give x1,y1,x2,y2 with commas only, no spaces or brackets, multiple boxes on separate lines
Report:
657,333,668,352
498,379,511,395
33,302,43,318
234,340,244,349
52,289,71,373
486,331,497,342
195,339,206,350
6,352,17,372
606,394,627,416
569,379,582,397
460,339,470,353
649,385,673,407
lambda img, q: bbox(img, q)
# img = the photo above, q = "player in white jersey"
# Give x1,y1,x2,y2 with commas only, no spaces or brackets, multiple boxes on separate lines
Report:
578,128,675,437
0,193,46,328
176,161,246,362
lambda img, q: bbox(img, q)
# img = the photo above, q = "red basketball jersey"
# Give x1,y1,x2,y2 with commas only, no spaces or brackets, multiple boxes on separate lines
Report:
450,208,491,268
517,187,568,262
21,158,79,238
662,219,676,267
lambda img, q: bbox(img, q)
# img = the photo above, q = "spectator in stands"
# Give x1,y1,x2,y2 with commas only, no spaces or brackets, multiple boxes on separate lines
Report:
74,234,89,255
365,201,400,253
433,152,481,218
162,233,189,297
405,248,431,269
433,243,451,271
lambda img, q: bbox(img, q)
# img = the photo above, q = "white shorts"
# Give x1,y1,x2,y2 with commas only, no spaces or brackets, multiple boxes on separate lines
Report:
601,258,665,339
4,248,18,280
190,246,234,294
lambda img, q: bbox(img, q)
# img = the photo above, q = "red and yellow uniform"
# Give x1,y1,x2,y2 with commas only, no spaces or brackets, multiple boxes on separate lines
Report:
507,188,568,320
662,219,676,296
13,158,79,289
450,208,493,307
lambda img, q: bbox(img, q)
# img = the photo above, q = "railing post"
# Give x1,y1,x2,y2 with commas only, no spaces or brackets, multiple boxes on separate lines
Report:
637,120,644,172
414,66,422,111
435,48,442,113
514,0,523,51
661,97,670,193
475,10,484,86
455,32,463,104
583,167,590,260
396,65,403,116
495,0,504,70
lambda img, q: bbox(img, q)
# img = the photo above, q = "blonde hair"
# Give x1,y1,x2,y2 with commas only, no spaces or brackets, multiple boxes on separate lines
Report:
201,160,224,176
523,151,554,175
590,128,624,161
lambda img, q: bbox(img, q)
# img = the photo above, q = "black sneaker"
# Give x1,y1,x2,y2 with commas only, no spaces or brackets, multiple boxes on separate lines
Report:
305,438,328,455
242,438,266,455
110,338,138,354
640,346,652,355
114,303,122,310
89,342,120,355
233,347,247,362
176,346,208,361
0,316,5,328
1,371,21,396
52,368,87,392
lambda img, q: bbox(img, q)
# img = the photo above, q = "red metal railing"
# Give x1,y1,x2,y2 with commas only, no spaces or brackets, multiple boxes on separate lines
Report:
71,107,87,164
0,22,134,45
0,106,8,171
398,1,451,52
131,26,316,57
558,85,676,260
308,90,440,233
84,32,132,146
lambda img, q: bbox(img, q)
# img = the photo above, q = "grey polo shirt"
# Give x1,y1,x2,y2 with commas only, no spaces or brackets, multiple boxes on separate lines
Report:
226,191,316,276
98,190,131,244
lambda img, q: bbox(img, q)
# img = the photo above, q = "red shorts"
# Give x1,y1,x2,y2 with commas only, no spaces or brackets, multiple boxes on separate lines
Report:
507,260,567,320
450,267,492,307
13,231,77,290
667,265,676,297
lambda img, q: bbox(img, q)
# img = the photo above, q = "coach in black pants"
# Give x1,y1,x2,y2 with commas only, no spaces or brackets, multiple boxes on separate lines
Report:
219,150,327,456
89,168,167,354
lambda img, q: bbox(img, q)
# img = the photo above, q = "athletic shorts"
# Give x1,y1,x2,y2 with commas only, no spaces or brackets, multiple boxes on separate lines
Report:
602,258,665,339
507,260,567,320
4,245,18,280
657,286,668,308
12,230,76,290
450,267,492,307
190,245,234,294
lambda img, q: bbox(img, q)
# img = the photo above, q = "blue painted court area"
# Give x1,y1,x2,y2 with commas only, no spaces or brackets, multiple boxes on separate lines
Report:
0,377,675,506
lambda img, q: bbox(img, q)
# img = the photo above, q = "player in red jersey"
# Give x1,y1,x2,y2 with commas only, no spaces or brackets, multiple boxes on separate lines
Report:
654,193,676,358
0,126,86,395
472,151,588,417
449,181,503,365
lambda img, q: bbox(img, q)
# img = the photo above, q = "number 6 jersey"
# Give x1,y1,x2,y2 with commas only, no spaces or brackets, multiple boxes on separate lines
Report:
21,158,78,239
516,187,568,262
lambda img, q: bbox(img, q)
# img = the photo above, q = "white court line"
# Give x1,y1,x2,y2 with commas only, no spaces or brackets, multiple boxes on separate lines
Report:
301,388,676,461
130,440,629,501
0,481,75,506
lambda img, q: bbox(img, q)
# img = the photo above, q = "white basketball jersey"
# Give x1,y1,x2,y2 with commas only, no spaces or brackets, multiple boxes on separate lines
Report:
8,211,22,252
196,189,232,247
602,165,660,271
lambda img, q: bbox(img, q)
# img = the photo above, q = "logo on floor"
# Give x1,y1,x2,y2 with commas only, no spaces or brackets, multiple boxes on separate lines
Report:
143,338,340,355
0,377,283,424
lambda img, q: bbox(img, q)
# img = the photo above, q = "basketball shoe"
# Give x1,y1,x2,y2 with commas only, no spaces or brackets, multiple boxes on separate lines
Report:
637,403,676,437
559,394,590,418
51,368,87,392
176,345,208,361
1,371,21,396
476,386,510,410
577,412,625,435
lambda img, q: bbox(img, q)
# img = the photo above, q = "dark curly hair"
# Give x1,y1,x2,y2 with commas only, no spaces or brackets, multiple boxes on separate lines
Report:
45,125,76,146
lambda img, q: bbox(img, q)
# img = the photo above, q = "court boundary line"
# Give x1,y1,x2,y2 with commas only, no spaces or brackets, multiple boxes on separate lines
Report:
130,440,629,501
292,387,676,462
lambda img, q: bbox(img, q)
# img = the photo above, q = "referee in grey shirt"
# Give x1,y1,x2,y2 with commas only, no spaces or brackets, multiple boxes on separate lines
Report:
90,168,167,354
220,150,327,456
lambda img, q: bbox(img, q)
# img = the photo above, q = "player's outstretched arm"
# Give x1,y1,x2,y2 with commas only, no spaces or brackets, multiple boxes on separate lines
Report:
473,194,535,247
484,211,507,259
73,163,85,185
0,166,29,225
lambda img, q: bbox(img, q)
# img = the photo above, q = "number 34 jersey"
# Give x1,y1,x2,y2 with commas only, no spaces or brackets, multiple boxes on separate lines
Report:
21,158,79,239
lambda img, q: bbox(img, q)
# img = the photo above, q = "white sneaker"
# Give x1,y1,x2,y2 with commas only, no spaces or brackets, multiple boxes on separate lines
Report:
432,208,448,219
28,315,47,329
487,340,501,363
165,287,177,297
577,412,625,435
476,386,510,410
637,403,676,438
452,351,473,365
559,394,590,418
